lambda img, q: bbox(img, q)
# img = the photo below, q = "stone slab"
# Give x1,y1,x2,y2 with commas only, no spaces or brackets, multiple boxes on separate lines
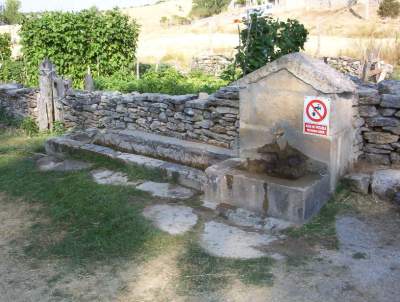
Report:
94,129,236,169
36,156,92,172
371,169,400,201
91,169,139,186
143,204,198,235
136,182,195,199
45,137,207,190
199,221,277,259
343,173,371,195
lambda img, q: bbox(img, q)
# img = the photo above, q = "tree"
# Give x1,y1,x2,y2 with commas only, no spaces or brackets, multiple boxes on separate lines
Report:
235,15,308,75
378,0,400,18
1,0,22,25
190,0,231,18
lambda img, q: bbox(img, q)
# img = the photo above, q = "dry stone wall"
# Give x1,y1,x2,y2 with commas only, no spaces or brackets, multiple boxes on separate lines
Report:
2,78,400,165
355,80,400,165
0,84,38,119
324,57,362,78
58,86,240,149
191,55,231,76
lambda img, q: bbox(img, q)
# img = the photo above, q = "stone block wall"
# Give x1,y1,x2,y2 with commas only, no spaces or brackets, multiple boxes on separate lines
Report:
354,80,400,165
59,86,240,149
0,84,39,119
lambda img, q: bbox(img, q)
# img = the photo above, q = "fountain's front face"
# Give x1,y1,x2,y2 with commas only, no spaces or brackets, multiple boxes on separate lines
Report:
204,53,358,224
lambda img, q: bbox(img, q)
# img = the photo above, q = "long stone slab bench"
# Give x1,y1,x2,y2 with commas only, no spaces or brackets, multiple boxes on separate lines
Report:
93,129,237,169
45,136,207,190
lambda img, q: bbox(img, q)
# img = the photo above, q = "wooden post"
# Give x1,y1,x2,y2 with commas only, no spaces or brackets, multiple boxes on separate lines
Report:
38,59,71,130
38,59,56,131
84,66,94,91
84,74,95,92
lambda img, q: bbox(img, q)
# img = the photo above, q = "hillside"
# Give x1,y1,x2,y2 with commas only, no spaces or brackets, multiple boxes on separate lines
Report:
121,1,399,68
1,1,398,71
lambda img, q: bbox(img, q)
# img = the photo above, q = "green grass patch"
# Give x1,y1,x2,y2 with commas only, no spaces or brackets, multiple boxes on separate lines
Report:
0,128,173,265
284,185,353,250
177,242,274,294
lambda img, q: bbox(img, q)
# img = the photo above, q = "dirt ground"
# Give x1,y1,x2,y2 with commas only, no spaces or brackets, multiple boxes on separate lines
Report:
1,191,399,302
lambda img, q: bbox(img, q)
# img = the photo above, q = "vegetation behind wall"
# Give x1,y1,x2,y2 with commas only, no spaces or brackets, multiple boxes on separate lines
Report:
19,8,139,87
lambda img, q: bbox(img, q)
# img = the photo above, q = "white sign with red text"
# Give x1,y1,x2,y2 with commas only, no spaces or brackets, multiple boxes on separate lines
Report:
303,96,330,137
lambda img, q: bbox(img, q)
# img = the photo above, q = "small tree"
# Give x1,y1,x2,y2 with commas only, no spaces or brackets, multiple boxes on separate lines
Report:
190,0,231,18
236,15,308,75
378,0,400,18
1,0,22,25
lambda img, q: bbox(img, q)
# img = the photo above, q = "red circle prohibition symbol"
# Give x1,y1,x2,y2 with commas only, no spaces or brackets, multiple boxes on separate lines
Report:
306,100,327,122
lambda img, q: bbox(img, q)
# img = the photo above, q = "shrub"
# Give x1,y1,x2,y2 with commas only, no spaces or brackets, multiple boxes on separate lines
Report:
20,116,39,136
378,0,400,18
171,15,191,25
0,59,28,84
94,67,228,95
190,0,231,18
236,15,308,75
20,8,139,88
0,33,11,61
160,16,169,26
220,62,242,82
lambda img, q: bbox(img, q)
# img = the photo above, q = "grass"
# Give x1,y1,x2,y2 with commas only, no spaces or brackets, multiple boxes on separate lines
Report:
284,185,353,250
177,242,274,294
0,127,174,264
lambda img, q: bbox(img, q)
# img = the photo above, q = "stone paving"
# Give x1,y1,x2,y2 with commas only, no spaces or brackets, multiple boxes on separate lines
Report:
91,169,139,186
143,204,198,235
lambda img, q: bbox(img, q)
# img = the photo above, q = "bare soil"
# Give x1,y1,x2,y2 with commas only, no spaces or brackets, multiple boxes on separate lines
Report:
1,190,399,302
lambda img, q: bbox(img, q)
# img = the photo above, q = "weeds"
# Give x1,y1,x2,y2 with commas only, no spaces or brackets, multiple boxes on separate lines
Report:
284,185,353,250
20,116,39,137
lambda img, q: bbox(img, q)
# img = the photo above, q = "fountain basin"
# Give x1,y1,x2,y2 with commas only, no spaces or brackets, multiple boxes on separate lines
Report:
204,158,331,224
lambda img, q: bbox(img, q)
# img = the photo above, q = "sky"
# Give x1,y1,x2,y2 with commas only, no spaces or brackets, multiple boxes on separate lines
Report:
12,0,157,13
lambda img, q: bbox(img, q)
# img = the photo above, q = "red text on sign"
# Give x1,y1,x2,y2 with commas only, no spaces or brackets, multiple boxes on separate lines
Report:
304,123,327,136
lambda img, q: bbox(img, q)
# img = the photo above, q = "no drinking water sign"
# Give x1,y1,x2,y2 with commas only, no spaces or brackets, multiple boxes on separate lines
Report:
303,96,330,137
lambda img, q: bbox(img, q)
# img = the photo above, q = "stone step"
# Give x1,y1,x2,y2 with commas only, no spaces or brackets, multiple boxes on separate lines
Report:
45,136,207,190
93,129,237,169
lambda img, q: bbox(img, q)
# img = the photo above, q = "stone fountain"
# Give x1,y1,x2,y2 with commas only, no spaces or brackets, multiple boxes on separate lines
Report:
204,53,358,224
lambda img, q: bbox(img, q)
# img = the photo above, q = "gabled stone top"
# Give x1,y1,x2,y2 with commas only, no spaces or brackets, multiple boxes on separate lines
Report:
236,52,356,94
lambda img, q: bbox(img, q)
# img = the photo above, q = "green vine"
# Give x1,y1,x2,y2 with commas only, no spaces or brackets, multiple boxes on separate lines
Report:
20,8,139,88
